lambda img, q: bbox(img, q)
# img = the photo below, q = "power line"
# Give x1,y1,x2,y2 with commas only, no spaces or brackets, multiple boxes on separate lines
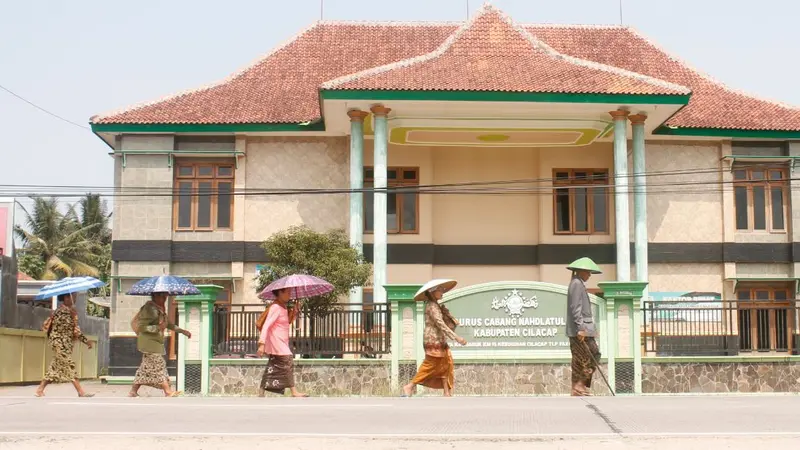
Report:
0,161,781,195
0,83,90,131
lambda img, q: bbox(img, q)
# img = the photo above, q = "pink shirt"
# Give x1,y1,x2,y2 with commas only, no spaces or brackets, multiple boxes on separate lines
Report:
258,304,292,356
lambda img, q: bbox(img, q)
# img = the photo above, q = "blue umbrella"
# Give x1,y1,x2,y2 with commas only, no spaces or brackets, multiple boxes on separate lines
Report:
34,277,106,301
126,275,201,296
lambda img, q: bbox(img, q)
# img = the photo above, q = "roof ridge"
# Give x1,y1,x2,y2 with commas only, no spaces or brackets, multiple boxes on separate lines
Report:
322,3,690,95
625,27,800,116
314,20,627,29
317,19,462,27
91,21,325,124
524,23,628,29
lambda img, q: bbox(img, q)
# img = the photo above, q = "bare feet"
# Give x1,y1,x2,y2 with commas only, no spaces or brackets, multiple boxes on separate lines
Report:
128,392,139,397
401,384,415,397
291,392,309,398
34,390,44,397
79,393,95,398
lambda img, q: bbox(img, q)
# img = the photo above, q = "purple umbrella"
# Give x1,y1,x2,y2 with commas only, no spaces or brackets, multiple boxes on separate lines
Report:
258,274,335,300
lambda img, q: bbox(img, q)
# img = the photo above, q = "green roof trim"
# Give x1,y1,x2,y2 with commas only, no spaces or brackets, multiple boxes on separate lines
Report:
654,125,800,139
90,121,326,134
321,89,691,105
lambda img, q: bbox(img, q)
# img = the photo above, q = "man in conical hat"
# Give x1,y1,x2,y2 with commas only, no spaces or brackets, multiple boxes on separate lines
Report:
566,257,602,396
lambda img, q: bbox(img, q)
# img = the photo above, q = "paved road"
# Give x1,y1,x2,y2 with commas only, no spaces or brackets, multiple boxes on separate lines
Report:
1,383,799,449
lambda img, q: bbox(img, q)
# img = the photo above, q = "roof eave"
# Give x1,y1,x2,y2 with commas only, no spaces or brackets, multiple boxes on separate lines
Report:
89,121,327,134
653,125,800,140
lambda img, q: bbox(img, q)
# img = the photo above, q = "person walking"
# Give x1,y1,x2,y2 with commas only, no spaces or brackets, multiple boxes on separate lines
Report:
402,279,467,397
35,293,94,397
129,292,191,397
566,257,603,396
257,288,307,397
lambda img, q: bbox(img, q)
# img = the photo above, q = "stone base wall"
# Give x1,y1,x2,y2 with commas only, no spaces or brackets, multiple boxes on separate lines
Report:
209,360,800,396
642,362,800,393
209,361,612,396
210,363,392,396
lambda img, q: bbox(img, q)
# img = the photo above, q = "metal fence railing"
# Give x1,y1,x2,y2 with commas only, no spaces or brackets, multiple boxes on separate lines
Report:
642,300,799,356
212,303,391,359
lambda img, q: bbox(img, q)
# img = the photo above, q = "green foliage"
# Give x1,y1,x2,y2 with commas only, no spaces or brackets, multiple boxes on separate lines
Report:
254,226,371,317
14,195,112,318
17,250,45,280
15,197,102,280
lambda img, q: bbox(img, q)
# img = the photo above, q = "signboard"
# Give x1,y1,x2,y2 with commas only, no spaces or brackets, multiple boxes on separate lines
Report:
441,283,599,354
646,291,722,322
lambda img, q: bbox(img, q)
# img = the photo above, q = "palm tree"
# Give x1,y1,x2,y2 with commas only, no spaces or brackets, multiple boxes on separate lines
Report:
77,194,112,245
15,197,102,280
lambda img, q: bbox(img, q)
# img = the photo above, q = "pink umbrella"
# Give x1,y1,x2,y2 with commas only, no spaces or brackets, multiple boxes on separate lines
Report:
258,274,335,300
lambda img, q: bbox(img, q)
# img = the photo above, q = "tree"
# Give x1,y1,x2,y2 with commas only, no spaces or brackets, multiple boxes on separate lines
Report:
17,250,45,280
77,194,113,317
14,197,102,280
77,194,112,245
254,226,372,318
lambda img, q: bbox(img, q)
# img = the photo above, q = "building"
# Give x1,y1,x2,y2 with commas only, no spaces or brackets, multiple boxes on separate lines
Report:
90,4,800,381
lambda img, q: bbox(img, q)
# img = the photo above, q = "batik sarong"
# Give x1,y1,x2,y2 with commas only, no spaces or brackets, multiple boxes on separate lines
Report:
260,354,295,394
569,337,600,387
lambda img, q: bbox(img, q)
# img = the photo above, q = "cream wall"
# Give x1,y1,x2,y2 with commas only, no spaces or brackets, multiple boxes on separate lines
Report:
647,263,725,296
243,137,349,242
431,146,539,245
115,136,174,241
432,265,541,287
644,141,724,243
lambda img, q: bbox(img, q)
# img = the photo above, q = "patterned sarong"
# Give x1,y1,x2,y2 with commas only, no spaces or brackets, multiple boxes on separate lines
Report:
569,337,600,387
260,354,295,394
133,352,169,387
410,352,454,390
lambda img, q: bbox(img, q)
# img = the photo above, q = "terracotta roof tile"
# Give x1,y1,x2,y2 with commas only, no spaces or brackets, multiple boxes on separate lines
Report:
528,25,800,131
322,6,689,96
91,7,800,132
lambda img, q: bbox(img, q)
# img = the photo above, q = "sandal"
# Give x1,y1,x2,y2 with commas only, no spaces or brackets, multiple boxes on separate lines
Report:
79,393,95,398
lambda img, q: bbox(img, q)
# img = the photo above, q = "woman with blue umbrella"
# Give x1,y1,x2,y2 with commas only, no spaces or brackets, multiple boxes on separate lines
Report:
34,277,104,397
127,275,197,398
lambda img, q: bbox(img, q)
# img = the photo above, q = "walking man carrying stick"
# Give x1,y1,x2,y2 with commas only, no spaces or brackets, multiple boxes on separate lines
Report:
566,257,603,396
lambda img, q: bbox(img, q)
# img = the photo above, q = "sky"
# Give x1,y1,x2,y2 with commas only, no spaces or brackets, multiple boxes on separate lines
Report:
1,0,798,222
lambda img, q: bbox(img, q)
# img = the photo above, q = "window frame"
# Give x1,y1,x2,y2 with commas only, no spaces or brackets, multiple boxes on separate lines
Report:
735,284,794,353
363,166,420,235
733,166,788,233
552,169,610,235
173,160,235,232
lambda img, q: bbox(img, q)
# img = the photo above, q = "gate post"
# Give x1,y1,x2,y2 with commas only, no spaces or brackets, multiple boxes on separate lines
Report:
175,284,222,395
597,281,648,394
386,284,422,390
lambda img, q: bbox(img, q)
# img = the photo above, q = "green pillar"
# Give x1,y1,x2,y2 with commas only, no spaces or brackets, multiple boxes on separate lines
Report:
176,284,222,395
610,109,631,282
371,105,391,305
386,284,421,390
604,297,616,390
630,114,649,303
598,281,648,394
348,109,368,305
177,300,188,392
